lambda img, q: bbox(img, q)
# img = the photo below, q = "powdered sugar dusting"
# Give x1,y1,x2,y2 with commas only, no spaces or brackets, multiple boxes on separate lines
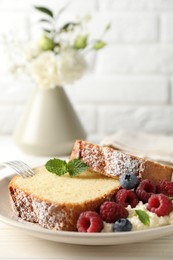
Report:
81,142,105,172
9,188,77,231
80,141,144,178
103,147,142,177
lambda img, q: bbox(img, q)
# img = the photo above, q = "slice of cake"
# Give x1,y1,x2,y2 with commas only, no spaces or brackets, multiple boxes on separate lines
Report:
70,140,173,182
9,166,120,231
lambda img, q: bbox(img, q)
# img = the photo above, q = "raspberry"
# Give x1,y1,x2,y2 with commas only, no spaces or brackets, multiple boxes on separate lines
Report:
115,189,139,208
77,211,103,232
147,194,173,217
99,201,128,223
156,180,173,197
135,179,156,203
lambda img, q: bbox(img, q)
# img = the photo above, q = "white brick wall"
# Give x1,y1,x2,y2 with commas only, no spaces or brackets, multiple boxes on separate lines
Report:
89,13,159,43
99,105,173,134
66,76,169,104
99,0,173,11
96,45,173,74
1,0,173,139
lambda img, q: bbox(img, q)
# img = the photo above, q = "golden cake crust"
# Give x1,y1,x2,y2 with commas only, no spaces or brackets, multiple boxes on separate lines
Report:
70,140,173,183
8,169,119,231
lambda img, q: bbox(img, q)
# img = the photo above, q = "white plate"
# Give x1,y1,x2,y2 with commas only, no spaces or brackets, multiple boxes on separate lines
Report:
1,174,173,246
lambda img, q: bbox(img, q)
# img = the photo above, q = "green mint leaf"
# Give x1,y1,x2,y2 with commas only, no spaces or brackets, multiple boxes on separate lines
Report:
34,6,54,18
74,35,88,50
45,159,67,176
93,40,106,50
135,210,150,226
45,158,88,177
67,159,89,177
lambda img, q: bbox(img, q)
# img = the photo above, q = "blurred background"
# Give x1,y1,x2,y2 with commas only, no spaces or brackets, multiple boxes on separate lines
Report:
0,0,173,142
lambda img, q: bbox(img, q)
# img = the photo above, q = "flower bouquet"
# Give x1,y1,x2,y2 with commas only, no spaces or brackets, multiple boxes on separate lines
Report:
6,5,110,89
5,5,110,156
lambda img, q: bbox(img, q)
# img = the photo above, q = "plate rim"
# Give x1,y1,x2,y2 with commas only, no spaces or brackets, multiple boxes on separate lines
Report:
1,173,173,243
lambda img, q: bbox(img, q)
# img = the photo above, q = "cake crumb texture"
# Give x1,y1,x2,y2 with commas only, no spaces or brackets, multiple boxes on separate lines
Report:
9,166,120,231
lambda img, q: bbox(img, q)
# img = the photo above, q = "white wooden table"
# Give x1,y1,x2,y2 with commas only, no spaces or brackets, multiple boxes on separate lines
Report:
0,136,173,260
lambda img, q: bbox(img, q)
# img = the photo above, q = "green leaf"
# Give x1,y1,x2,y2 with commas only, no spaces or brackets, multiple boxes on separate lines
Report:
39,19,52,24
34,6,54,18
67,159,89,177
60,22,80,32
42,28,52,33
67,159,88,176
74,35,88,50
135,210,150,226
105,23,111,31
45,159,67,176
54,42,61,47
45,158,88,177
93,40,106,50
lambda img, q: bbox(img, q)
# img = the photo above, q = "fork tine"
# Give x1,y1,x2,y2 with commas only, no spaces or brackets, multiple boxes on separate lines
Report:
14,161,35,177
12,161,33,177
2,160,36,178
19,161,35,176
5,162,26,178
13,162,31,177
9,161,30,177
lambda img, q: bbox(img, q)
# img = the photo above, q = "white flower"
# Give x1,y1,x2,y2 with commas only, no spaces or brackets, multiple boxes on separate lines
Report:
24,42,42,61
58,48,87,85
31,48,87,89
31,51,60,89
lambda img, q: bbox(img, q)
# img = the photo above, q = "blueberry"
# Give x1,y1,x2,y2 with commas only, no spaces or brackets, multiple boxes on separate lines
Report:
113,218,132,232
120,173,138,190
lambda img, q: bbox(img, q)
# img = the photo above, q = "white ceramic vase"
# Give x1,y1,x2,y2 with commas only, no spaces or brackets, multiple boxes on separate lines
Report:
14,87,86,156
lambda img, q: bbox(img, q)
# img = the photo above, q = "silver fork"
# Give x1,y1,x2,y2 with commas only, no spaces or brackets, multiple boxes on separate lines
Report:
0,160,35,178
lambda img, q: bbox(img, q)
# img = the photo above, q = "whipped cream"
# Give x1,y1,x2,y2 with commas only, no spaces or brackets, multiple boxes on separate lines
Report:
101,222,113,233
127,201,173,231
102,201,173,232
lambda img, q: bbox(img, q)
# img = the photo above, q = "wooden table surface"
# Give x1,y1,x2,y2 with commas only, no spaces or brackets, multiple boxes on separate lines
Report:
0,137,173,260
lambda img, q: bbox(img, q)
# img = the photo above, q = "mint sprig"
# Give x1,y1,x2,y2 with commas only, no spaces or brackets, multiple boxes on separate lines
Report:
135,210,150,226
45,159,67,176
67,159,89,176
45,158,88,177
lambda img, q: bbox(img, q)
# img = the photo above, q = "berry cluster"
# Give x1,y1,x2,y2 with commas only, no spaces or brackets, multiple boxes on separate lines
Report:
119,174,173,217
76,173,173,233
